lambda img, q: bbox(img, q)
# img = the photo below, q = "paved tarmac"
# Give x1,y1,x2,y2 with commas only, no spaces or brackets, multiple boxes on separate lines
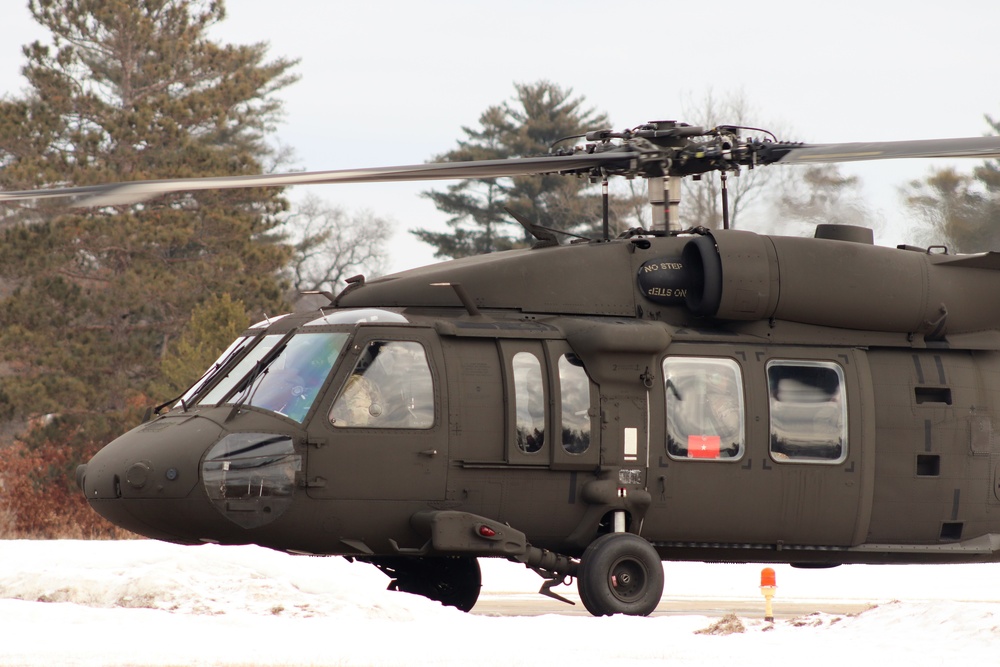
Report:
472,593,871,619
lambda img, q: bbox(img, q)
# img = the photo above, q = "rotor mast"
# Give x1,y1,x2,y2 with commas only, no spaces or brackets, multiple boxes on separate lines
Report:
647,175,683,232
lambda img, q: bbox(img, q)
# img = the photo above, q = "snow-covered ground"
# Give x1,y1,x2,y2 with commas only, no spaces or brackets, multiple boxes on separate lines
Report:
1,540,998,666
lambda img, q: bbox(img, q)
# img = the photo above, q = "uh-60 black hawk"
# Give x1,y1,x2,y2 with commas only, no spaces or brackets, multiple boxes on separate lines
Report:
6,121,1000,616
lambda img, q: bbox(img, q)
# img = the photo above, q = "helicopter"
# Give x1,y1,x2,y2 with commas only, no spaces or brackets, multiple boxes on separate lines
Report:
5,120,1000,616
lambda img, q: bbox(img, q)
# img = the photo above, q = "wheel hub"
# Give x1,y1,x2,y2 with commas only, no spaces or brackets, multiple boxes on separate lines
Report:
610,558,647,601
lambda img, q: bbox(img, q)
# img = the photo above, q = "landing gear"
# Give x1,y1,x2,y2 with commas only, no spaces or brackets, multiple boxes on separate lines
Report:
372,556,482,612
577,533,664,616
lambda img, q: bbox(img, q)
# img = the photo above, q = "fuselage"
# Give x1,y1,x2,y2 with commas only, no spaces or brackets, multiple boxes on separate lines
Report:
80,228,1000,567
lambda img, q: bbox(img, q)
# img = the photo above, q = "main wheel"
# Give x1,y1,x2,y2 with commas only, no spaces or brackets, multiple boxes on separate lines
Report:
577,533,664,616
383,556,482,612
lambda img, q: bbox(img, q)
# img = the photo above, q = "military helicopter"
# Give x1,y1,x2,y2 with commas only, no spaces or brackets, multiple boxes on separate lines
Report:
5,121,1000,616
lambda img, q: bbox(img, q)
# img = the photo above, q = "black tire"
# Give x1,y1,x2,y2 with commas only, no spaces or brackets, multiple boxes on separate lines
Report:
386,556,482,612
577,533,664,616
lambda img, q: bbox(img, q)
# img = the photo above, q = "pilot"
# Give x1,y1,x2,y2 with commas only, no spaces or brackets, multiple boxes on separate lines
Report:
329,373,383,427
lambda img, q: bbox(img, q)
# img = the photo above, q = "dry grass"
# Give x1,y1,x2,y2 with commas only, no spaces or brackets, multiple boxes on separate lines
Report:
0,437,132,539
695,612,746,635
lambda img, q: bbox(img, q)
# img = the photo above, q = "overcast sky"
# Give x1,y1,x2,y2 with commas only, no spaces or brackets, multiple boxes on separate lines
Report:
1,0,998,271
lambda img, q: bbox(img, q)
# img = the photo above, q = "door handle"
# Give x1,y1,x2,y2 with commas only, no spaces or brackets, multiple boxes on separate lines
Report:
419,449,438,457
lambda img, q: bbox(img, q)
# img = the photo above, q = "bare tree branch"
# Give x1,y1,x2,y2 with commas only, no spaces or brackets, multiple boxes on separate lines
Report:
281,193,391,304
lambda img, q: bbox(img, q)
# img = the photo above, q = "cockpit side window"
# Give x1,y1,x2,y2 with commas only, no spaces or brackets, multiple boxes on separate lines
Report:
663,357,745,461
767,360,847,464
329,341,435,429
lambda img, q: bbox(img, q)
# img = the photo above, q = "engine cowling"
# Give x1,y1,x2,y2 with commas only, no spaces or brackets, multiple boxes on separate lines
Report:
641,228,1000,337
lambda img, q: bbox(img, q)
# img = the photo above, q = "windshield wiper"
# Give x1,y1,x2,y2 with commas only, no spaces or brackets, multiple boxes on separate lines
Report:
150,338,254,417
225,338,290,423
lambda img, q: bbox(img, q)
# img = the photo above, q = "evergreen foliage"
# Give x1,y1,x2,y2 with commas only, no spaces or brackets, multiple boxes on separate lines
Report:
0,0,298,535
775,164,874,235
904,168,990,252
413,81,629,259
903,113,1000,252
156,293,249,399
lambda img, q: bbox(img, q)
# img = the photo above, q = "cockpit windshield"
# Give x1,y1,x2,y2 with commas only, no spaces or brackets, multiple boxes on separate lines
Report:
197,332,349,423
176,335,252,408
199,334,285,406
245,332,348,421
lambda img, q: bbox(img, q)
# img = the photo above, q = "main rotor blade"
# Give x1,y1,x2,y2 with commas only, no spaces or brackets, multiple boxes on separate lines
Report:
6,130,1000,208
0,152,625,207
774,136,1000,164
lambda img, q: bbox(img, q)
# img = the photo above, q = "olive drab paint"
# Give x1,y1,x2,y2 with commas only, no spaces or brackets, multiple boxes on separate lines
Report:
14,120,1000,617
76,225,1000,616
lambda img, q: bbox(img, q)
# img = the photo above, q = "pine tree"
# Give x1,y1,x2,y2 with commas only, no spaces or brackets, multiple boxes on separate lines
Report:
0,0,298,533
974,113,1000,195
971,112,1000,237
903,167,991,252
157,293,249,399
412,81,618,259
773,164,874,236
902,112,1000,252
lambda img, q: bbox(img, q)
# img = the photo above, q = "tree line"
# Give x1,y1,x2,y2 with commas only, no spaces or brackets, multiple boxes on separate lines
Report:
0,0,385,536
416,86,1000,257
0,1,997,537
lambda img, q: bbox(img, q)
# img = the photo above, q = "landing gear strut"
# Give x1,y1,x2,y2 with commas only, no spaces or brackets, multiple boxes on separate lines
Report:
370,556,482,612
577,533,664,616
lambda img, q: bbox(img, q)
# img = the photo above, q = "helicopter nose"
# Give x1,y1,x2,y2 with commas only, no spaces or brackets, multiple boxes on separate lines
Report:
82,415,222,500
79,414,224,541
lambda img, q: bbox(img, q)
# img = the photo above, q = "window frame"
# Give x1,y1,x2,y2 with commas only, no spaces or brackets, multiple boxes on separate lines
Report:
499,340,549,465
766,359,848,465
511,349,546,455
662,356,746,463
545,340,601,471
557,353,592,456
328,339,437,430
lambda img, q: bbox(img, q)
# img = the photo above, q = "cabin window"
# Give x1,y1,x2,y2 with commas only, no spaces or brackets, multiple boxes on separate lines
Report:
559,354,591,454
767,360,847,464
663,357,745,460
513,351,546,453
329,341,435,429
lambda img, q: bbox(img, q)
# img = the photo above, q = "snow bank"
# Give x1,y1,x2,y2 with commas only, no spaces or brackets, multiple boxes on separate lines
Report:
0,540,997,666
